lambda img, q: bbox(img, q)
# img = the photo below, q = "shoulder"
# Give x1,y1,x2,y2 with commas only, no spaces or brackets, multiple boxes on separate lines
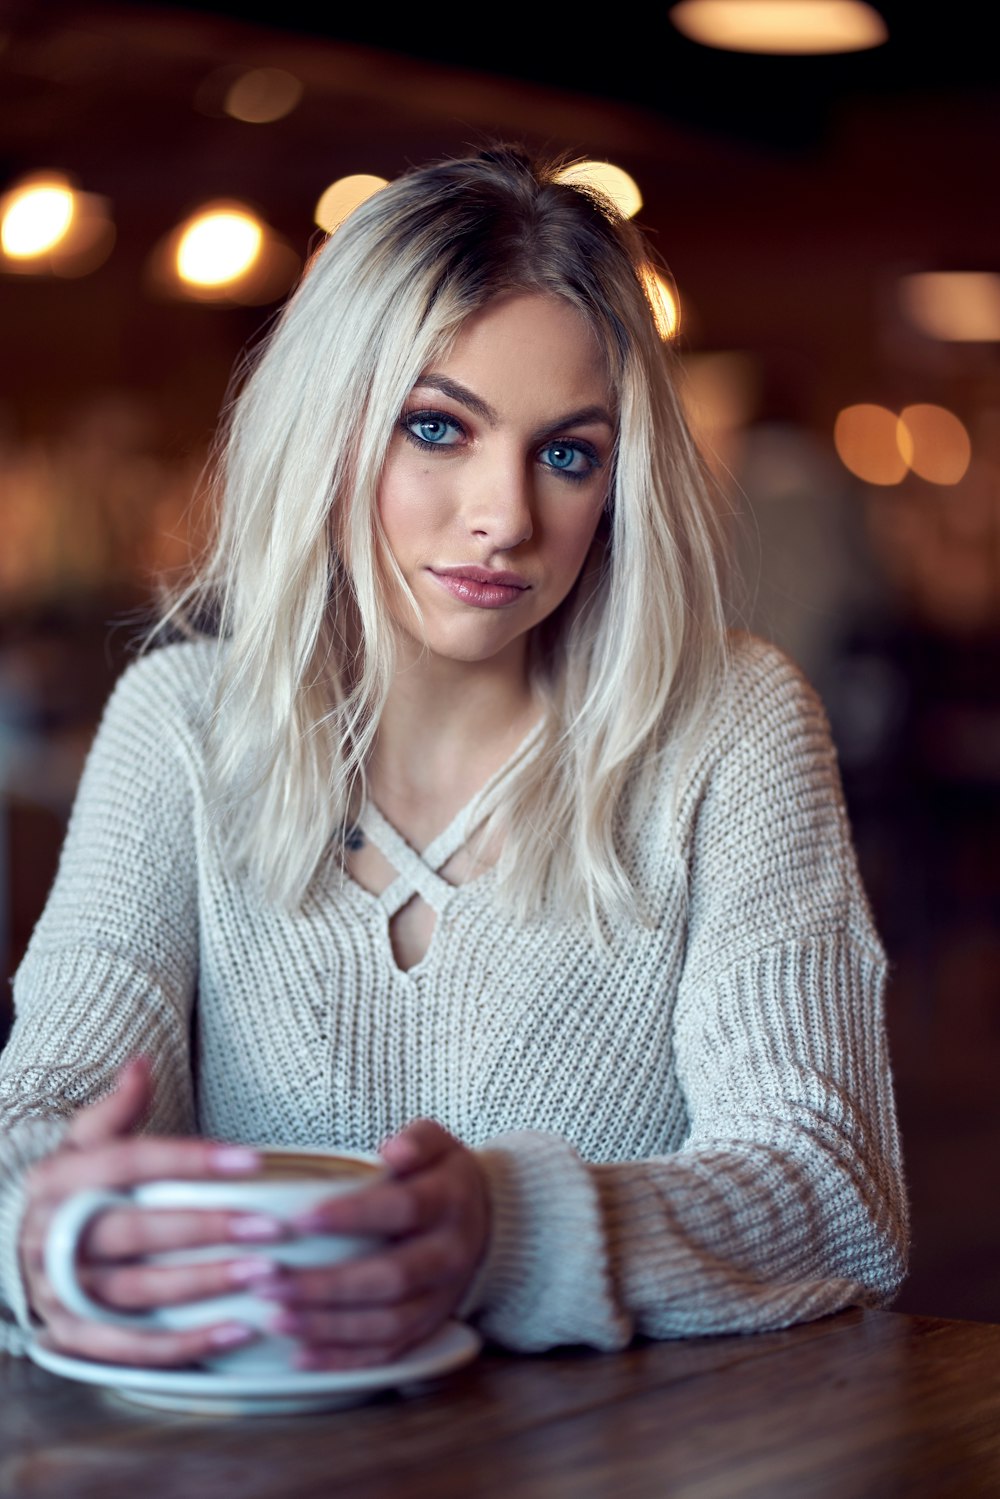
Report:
719,631,826,730
106,638,223,730
698,632,836,784
94,638,224,769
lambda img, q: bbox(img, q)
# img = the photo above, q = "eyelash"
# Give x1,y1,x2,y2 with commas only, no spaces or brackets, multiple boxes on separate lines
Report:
399,409,602,484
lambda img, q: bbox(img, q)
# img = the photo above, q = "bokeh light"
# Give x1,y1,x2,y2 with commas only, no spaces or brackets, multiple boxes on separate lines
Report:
175,207,263,287
899,272,1000,342
554,161,643,219
641,266,680,340
314,174,388,233
669,0,887,53
1,177,75,257
834,404,911,485
224,67,303,124
898,405,972,485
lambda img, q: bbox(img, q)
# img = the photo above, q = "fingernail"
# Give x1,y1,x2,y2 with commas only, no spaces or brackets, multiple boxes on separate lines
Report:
227,1258,282,1286
210,1145,261,1174
210,1322,257,1348
229,1213,287,1242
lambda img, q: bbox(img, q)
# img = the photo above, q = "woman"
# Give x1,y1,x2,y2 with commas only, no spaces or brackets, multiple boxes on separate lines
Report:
0,145,908,1370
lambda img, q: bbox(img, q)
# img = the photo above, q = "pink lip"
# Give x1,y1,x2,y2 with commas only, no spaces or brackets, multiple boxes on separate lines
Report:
433,565,529,588
430,565,530,610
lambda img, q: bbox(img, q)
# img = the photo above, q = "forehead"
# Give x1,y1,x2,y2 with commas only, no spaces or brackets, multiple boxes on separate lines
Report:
427,292,615,409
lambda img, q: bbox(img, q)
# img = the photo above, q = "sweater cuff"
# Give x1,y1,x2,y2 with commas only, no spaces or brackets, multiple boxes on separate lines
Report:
460,1130,632,1353
0,1116,71,1355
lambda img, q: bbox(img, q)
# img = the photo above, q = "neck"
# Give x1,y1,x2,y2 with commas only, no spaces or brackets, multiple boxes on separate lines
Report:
371,639,540,804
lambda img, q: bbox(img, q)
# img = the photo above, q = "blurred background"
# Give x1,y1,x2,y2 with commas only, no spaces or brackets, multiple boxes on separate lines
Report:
2,1,998,1322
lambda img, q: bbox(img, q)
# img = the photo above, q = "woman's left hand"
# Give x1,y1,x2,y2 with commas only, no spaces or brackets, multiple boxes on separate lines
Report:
260,1119,490,1368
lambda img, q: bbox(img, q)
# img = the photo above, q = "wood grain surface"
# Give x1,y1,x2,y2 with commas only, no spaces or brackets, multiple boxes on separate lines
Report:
2,1310,999,1498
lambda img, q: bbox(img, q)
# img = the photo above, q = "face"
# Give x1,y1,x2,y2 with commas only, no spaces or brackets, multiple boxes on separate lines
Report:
376,292,615,672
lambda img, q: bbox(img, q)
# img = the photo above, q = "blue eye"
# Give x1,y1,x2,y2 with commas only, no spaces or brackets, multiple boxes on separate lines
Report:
540,442,597,479
403,412,463,447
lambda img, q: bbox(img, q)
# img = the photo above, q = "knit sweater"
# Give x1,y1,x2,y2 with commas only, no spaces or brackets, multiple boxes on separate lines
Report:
0,634,908,1356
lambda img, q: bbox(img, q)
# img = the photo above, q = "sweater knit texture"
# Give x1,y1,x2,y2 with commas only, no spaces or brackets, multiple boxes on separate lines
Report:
0,634,909,1355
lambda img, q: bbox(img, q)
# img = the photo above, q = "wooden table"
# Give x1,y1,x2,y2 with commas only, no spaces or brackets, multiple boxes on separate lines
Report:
2,1309,999,1497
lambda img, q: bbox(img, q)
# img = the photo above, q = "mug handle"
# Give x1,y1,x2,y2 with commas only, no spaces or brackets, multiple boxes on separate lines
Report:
44,1188,156,1329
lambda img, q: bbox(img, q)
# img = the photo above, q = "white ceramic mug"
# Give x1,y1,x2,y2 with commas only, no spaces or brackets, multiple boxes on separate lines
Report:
43,1145,384,1374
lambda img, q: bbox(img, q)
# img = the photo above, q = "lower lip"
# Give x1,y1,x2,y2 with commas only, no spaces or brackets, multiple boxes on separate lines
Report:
431,573,528,609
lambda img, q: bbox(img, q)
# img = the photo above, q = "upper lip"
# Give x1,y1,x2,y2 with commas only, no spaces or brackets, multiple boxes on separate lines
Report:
432,565,529,588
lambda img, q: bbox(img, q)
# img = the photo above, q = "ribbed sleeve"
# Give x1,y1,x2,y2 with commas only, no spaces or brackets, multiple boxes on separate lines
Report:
460,648,908,1349
0,652,202,1345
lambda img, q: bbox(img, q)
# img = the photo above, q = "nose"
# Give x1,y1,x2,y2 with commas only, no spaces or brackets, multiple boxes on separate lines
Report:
464,446,534,550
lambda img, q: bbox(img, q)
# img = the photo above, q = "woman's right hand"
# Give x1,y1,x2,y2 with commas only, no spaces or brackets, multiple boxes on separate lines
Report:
18,1057,288,1367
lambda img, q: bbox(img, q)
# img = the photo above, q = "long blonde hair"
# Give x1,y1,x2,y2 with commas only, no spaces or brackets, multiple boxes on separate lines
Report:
159,145,728,935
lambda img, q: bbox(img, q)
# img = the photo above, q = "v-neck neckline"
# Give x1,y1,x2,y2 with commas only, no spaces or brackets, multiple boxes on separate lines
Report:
361,712,545,888
340,715,545,976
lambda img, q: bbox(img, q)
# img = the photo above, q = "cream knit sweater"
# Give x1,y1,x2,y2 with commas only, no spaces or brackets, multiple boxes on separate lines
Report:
0,634,908,1356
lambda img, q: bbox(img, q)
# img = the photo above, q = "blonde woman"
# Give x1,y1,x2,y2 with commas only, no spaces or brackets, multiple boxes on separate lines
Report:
0,146,907,1370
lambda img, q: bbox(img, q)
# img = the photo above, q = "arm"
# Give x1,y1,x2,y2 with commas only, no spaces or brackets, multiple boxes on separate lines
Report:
461,644,908,1350
0,647,207,1351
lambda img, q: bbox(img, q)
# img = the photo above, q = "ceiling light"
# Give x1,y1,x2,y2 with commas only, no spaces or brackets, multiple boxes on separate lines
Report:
1,176,75,258
555,162,643,219
834,404,910,485
899,272,1000,342
176,207,263,288
641,267,681,340
314,174,388,233
669,1,888,54
898,405,971,485
224,68,303,124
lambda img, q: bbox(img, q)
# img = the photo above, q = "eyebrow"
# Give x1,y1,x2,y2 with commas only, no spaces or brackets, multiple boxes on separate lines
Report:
413,374,615,443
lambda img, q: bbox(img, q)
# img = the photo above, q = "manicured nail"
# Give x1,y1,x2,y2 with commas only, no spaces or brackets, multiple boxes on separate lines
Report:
210,1146,261,1174
210,1322,257,1349
227,1258,282,1286
229,1213,287,1242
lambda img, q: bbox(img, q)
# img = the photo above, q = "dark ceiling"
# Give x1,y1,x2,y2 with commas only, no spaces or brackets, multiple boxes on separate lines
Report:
1,0,997,442
172,0,998,154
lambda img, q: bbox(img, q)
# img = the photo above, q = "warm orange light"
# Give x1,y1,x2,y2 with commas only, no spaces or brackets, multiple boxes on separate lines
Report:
1,173,115,277
224,67,303,124
1,176,75,257
898,405,971,486
834,404,910,485
314,174,388,233
899,272,1000,342
669,1,887,53
555,161,643,219
176,207,263,287
642,267,680,340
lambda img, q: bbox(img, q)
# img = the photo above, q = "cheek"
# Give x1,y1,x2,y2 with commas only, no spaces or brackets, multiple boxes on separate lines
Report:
544,501,606,574
377,459,451,553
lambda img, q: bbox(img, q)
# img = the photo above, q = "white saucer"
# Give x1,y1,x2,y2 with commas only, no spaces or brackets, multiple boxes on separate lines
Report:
26,1321,481,1416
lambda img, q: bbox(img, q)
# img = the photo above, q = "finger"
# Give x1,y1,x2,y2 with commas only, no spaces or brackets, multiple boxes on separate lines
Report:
66,1058,154,1149
80,1207,289,1262
290,1297,454,1370
79,1254,286,1311
21,1204,288,1277
292,1171,449,1238
260,1227,460,1307
272,1292,434,1350
40,1305,259,1369
379,1119,457,1176
28,1137,260,1200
